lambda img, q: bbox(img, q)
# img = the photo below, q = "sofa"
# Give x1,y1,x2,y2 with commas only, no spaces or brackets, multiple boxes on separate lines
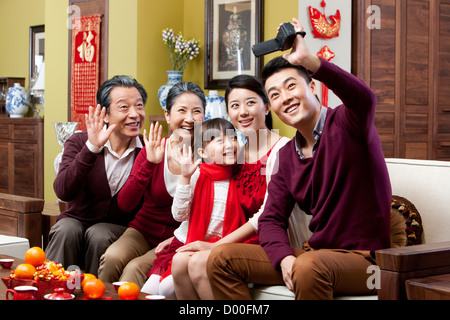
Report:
251,158,450,300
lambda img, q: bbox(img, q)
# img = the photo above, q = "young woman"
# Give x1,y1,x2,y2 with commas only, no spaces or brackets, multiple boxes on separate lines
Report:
170,75,309,300
97,82,206,288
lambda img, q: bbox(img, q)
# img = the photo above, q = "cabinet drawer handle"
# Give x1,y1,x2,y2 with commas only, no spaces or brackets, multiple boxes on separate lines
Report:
443,109,450,113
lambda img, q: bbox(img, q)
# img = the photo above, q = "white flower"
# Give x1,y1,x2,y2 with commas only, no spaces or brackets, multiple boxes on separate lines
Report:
162,28,200,71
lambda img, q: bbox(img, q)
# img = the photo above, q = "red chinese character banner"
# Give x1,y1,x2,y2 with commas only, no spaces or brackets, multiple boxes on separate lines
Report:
70,14,101,130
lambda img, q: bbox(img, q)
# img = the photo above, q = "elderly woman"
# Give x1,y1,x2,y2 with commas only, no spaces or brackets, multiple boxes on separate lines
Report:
98,82,206,287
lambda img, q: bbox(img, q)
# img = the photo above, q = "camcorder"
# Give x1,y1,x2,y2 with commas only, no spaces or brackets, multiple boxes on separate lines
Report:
252,22,306,57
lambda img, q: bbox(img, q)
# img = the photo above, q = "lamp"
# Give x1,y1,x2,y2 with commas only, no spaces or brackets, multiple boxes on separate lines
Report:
31,62,45,117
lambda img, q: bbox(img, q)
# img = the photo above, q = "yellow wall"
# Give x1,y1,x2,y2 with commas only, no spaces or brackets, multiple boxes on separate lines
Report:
0,0,298,201
0,0,45,87
44,0,70,202
137,0,184,117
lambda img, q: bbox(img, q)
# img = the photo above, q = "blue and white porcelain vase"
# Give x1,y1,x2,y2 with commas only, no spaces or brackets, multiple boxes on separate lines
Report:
205,90,228,121
205,90,247,146
158,71,184,110
5,83,30,118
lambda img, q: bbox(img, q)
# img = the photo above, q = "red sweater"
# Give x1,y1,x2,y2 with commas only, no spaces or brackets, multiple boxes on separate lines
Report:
118,146,179,247
258,59,391,269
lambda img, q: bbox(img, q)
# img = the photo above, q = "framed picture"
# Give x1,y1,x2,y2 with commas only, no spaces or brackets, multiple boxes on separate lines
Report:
29,25,45,89
205,0,263,89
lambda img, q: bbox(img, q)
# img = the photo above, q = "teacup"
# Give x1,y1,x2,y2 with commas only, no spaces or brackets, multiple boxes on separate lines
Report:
6,285,39,300
145,294,165,300
112,281,127,291
0,259,14,269
44,287,75,300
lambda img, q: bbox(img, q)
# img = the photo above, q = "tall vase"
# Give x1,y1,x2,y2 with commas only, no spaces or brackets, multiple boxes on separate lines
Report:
5,83,30,118
53,122,79,175
205,90,228,121
158,71,183,110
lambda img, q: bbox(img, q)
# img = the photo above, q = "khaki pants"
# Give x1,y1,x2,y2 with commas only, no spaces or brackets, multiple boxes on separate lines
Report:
207,243,377,300
98,227,157,288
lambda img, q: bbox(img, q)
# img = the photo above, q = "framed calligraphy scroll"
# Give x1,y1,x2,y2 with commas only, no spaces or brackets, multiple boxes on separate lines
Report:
70,14,101,130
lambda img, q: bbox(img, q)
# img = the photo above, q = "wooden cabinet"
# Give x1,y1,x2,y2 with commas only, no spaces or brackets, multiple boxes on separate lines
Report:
0,118,44,198
353,0,450,160
0,78,26,116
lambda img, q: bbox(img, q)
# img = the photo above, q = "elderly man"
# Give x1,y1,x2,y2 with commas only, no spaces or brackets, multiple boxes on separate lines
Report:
45,75,147,276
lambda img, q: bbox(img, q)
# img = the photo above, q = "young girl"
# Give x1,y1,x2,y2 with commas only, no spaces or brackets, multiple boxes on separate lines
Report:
141,118,252,299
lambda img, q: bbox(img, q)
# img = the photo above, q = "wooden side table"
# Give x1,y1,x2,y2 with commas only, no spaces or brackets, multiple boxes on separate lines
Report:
376,242,450,300
406,274,450,300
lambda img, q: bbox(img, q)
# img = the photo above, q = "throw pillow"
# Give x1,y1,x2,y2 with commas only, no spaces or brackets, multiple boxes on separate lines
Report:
390,195,423,247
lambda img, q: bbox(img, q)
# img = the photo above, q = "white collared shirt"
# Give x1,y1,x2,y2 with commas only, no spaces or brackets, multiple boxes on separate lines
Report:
86,136,143,196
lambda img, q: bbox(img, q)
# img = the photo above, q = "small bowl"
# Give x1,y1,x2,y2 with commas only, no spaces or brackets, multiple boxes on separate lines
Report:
112,281,127,291
0,259,14,269
145,294,165,300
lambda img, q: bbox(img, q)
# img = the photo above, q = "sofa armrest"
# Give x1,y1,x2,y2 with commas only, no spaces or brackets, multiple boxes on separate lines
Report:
375,242,450,300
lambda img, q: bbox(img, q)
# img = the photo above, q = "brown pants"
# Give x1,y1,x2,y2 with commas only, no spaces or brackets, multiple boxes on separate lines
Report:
207,243,377,300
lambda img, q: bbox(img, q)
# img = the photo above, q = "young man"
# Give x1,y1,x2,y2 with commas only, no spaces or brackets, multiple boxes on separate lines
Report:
45,75,147,276
207,18,391,299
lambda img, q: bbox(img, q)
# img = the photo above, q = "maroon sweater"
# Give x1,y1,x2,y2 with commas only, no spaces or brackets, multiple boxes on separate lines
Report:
54,132,143,226
258,59,391,269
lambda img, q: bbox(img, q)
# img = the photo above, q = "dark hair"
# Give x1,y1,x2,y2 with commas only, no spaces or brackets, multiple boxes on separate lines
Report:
261,56,312,87
193,118,236,161
166,82,206,114
225,74,273,130
96,75,148,113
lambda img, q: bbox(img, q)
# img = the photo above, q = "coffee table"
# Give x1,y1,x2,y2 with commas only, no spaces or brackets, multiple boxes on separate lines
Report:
0,254,147,300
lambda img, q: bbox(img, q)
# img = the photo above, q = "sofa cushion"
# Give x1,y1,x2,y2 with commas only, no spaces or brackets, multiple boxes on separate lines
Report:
391,195,423,246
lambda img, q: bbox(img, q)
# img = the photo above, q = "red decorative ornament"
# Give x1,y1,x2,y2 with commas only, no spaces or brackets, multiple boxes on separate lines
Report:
317,46,335,108
309,0,341,39
317,45,335,62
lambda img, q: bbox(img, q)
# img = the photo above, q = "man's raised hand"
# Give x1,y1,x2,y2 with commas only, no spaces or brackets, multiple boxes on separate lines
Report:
85,105,116,148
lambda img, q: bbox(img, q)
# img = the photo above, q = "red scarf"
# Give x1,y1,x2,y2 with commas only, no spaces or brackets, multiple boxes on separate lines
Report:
185,163,246,244
155,163,256,282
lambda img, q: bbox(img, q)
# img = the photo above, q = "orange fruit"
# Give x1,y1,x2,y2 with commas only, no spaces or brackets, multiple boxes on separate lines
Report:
83,278,105,299
118,282,140,300
81,273,97,289
24,247,46,266
14,263,36,279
